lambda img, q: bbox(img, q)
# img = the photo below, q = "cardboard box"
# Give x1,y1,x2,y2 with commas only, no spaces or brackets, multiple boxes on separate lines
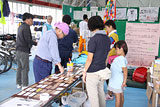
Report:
151,91,160,107
146,85,160,107
146,85,153,107
154,81,160,94
147,71,151,89
146,71,160,107
146,85,153,100
153,64,160,77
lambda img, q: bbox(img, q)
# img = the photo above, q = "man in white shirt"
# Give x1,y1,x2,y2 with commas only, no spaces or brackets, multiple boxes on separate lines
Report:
79,14,89,40
79,14,90,51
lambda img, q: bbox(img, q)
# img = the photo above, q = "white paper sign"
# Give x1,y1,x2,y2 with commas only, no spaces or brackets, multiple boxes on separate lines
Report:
125,23,160,67
83,8,87,11
74,11,84,20
116,8,127,20
0,97,41,107
127,9,137,21
90,7,98,11
91,11,97,16
139,7,159,22
84,11,91,18
98,11,105,19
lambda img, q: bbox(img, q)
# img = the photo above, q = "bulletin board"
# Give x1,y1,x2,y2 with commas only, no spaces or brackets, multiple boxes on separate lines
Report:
62,5,160,57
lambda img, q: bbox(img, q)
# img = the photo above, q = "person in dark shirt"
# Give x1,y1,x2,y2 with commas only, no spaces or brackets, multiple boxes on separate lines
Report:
16,12,37,90
55,15,78,73
83,16,111,107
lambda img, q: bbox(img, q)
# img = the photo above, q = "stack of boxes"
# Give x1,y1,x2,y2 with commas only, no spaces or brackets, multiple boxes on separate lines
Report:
146,62,160,107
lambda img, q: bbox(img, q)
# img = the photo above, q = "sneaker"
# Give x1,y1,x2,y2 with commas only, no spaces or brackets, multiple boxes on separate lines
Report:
17,84,21,89
106,94,114,100
21,86,28,90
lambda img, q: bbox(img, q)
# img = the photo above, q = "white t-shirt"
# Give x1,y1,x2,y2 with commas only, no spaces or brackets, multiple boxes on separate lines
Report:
79,20,90,39
108,56,128,89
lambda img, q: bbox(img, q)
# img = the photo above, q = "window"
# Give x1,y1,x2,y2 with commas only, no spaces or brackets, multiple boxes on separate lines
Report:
0,1,62,34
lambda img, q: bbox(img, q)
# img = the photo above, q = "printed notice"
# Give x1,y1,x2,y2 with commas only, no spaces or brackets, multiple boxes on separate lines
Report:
127,9,137,21
139,7,159,22
125,23,160,67
116,8,127,20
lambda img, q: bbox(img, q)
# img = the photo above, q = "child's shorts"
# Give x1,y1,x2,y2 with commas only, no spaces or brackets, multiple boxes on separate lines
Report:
108,86,124,93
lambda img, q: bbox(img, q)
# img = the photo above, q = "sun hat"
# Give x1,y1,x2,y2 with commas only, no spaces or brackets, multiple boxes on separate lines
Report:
54,22,69,35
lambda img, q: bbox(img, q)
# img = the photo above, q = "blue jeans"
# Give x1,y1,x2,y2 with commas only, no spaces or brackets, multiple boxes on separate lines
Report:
33,57,52,82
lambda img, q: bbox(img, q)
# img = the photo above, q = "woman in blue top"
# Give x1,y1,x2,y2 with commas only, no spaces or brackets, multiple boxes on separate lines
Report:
108,40,128,107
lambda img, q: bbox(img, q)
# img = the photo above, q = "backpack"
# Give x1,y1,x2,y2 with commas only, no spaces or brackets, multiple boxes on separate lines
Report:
132,67,148,83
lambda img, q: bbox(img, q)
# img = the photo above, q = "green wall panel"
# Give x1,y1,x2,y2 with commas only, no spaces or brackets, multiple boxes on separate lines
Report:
63,5,160,56
62,5,74,21
115,21,126,40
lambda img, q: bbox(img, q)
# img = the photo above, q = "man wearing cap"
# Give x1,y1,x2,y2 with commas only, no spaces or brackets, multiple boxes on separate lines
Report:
55,15,78,74
33,22,69,82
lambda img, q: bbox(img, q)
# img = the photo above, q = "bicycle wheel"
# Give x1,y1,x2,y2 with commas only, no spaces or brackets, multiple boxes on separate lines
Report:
8,48,16,65
0,54,7,74
0,51,12,72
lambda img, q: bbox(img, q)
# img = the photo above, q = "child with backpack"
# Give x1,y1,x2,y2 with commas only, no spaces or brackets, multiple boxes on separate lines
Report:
108,40,128,107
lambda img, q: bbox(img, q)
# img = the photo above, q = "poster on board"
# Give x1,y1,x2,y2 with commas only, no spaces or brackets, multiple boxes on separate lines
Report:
125,23,160,67
74,11,91,20
74,11,83,20
82,8,87,11
139,7,159,22
116,8,127,20
90,7,98,11
98,11,105,19
84,11,91,18
98,8,105,19
127,9,137,21
90,7,98,16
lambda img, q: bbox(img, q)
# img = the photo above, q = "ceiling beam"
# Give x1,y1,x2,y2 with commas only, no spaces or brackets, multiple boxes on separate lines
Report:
149,0,152,7
79,0,85,6
87,0,92,6
70,0,73,5
95,0,102,7
116,0,122,7
47,0,50,2
71,0,77,6
60,0,64,5
139,0,145,6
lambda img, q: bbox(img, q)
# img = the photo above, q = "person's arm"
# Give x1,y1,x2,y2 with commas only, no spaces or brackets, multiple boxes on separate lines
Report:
122,67,128,88
56,62,64,73
83,52,94,83
23,27,37,46
82,37,96,83
106,56,109,66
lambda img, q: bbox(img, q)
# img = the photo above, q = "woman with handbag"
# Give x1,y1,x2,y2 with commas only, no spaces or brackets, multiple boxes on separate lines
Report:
83,16,111,107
